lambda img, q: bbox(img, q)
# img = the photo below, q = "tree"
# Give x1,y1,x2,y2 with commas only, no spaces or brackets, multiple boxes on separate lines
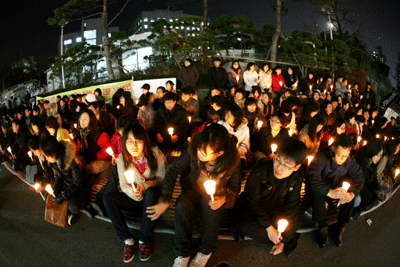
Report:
269,0,289,65
48,0,131,81
254,23,276,56
110,31,135,77
209,15,235,56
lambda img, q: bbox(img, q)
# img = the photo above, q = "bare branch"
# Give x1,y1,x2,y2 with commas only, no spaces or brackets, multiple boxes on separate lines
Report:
68,12,104,22
107,0,130,26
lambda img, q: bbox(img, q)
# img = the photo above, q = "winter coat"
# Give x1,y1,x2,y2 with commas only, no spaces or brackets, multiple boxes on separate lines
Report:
208,66,228,90
138,106,156,129
178,65,200,88
76,130,111,164
219,118,250,158
271,74,285,92
362,89,376,107
259,70,272,90
298,124,322,157
243,70,259,91
177,97,199,119
306,146,364,197
227,67,244,87
235,159,303,243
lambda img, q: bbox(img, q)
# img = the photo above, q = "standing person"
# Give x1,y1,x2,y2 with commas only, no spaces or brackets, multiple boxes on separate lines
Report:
243,62,259,92
103,123,166,263
335,76,346,98
208,58,228,90
306,134,364,248
227,60,244,88
362,82,376,108
146,124,241,267
259,63,272,91
140,83,156,106
178,58,199,89
234,138,307,255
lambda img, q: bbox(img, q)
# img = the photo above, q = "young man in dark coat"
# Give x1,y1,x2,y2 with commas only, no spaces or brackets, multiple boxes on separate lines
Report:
235,138,307,256
306,133,364,248
208,57,228,90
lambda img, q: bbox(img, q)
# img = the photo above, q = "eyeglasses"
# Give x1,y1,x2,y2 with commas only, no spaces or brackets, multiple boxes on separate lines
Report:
274,156,296,172
126,139,144,146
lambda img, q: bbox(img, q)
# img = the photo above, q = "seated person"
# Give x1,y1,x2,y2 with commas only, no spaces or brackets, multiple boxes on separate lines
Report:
46,116,72,142
102,123,166,263
140,83,155,106
0,122,15,163
177,86,200,122
10,120,30,171
152,86,167,111
151,92,189,152
110,116,134,161
306,134,364,248
235,138,307,256
40,135,83,225
27,136,53,187
88,101,117,140
137,95,156,129
147,124,241,267
234,88,246,109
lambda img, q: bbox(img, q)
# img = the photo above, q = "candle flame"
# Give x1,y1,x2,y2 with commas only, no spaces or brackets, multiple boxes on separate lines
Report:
204,179,216,196
288,129,293,137
188,116,192,123
7,147,11,154
363,140,367,146
74,123,77,128
106,147,114,156
45,185,54,195
328,138,334,146
168,127,174,136
277,219,289,233
376,134,380,139
28,151,33,159
271,144,277,153
342,182,350,192
357,136,362,143
257,120,263,129
307,155,314,166
69,133,73,139
396,169,400,177
33,183,40,190
124,170,135,184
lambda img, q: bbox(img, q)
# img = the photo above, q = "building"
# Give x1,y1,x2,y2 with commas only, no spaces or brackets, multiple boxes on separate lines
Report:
131,9,205,34
371,46,387,64
11,56,36,73
59,17,119,55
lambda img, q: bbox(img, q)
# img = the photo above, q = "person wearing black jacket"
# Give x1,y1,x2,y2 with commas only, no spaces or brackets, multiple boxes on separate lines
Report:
208,58,228,90
40,136,83,224
362,82,376,108
147,124,241,267
178,58,200,89
235,138,307,256
0,122,15,163
11,120,30,171
306,134,364,248
151,92,189,152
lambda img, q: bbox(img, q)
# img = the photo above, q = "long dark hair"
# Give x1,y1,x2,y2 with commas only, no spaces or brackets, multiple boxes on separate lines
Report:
190,123,239,176
308,114,325,142
77,109,100,132
225,104,244,131
121,123,157,175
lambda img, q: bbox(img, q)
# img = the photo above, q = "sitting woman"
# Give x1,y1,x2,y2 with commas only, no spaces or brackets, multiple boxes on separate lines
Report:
40,135,82,225
257,89,274,120
119,91,138,119
103,123,166,263
298,114,325,157
254,111,288,162
45,115,72,142
147,124,241,267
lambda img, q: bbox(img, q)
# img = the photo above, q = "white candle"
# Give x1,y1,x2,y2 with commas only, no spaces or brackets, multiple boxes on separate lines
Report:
188,116,192,123
279,81,283,87
124,170,137,192
69,133,74,139
236,76,239,83
309,85,312,91
384,136,388,141
307,155,314,166
363,140,367,146
271,144,277,153
342,182,350,192
277,219,289,239
74,123,77,128
28,151,33,161
106,147,114,156
330,85,333,90
376,134,380,139
357,136,362,143
168,127,174,137
33,183,40,191
288,129,293,137
204,179,216,201
372,120,374,125
7,147,12,155
45,184,55,197
396,169,400,177
135,99,139,105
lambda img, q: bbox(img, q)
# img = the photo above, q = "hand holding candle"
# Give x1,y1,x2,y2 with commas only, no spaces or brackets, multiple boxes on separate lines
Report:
337,181,350,207
288,129,293,137
7,147,12,155
328,138,334,146
236,75,239,83
125,170,137,192
357,136,362,143
277,219,289,239
204,179,216,201
33,183,40,191
106,147,114,157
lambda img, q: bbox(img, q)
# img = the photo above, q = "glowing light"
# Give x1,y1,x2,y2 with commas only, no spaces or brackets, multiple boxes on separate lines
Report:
28,151,33,160
45,185,54,196
277,219,289,239
74,123,77,128
288,129,293,137
357,136,362,143
342,182,350,192
376,134,380,139
271,144,277,153
106,147,114,156
7,147,12,154
168,127,174,136
33,183,40,190
307,156,314,166
188,116,192,123
396,169,400,177
204,179,216,201
257,120,263,130
328,138,334,146
124,170,137,192
363,140,367,146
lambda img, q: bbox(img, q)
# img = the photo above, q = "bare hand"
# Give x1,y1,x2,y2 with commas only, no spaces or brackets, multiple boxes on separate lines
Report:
12,154,16,159
146,202,169,221
339,192,355,205
327,188,347,200
208,196,226,210
111,156,117,165
132,184,143,201
267,226,282,244
270,243,284,255
156,133,164,143
171,135,179,143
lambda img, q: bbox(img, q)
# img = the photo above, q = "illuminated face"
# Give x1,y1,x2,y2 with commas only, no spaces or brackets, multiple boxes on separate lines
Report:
126,132,144,159
261,93,270,104
45,154,57,163
247,104,257,113
333,146,351,165
181,93,190,102
79,112,90,129
287,68,293,75
326,104,333,114
32,149,42,157
276,68,282,75
184,60,191,67
249,65,255,72
164,100,176,111
156,89,165,99
211,89,221,97
12,123,19,133
214,61,221,68
197,145,224,163
225,111,235,126
233,62,239,69
337,123,346,135
264,65,270,72
166,83,173,91
270,116,282,131
46,126,56,136
273,155,299,179
119,96,126,106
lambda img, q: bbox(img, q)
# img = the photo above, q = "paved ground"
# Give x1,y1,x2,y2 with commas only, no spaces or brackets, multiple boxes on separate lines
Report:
1,165,400,267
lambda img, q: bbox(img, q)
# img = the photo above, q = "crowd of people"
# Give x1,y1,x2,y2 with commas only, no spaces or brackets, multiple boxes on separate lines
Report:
1,58,399,267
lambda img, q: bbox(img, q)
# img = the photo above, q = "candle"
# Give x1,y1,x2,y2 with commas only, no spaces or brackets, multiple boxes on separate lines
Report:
117,105,121,109
33,183,40,191
279,81,283,87
348,85,351,89
376,134,380,139
236,75,239,83
204,179,216,201
307,155,314,166
363,140,367,146
337,182,350,207
168,127,174,137
277,219,289,239
124,170,137,192
106,147,114,156
288,129,293,137
28,151,33,161
135,99,139,105
357,136,362,143
384,136,388,141
271,144,277,153
372,120,374,125
74,123,77,128
69,133,74,139
324,89,327,94
330,85,333,90
257,120,263,130
309,85,312,91
349,89,352,94
396,169,400,177
7,147,12,155
188,116,192,123
45,184,55,197
328,138,334,146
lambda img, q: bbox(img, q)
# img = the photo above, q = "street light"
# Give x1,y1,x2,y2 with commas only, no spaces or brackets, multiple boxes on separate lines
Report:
58,18,69,90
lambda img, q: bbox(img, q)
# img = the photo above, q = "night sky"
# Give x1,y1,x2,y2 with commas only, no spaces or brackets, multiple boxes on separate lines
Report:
1,0,399,85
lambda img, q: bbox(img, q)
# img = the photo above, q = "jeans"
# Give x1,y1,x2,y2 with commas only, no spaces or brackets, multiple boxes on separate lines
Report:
102,172,161,243
174,187,223,257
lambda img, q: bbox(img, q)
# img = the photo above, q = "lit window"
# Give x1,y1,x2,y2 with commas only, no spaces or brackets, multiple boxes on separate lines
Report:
181,26,184,29
175,27,179,29
84,30,97,45
197,27,200,31
151,19,154,22
169,19,173,22
144,17,148,22
76,37,82,42
192,27,195,30
84,23,87,27
64,39,72,45
145,25,148,29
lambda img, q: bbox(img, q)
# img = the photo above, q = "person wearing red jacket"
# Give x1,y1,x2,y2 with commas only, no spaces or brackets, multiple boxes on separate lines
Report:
271,66,285,104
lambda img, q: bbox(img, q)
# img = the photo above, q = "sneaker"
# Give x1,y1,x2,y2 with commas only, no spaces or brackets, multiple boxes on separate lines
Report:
188,252,211,267
173,256,190,267
123,242,135,263
138,242,152,261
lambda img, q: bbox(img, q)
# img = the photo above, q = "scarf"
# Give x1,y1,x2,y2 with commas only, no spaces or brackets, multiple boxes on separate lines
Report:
79,127,90,151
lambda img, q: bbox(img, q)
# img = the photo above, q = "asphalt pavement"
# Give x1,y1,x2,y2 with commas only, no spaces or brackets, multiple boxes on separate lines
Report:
1,165,400,267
